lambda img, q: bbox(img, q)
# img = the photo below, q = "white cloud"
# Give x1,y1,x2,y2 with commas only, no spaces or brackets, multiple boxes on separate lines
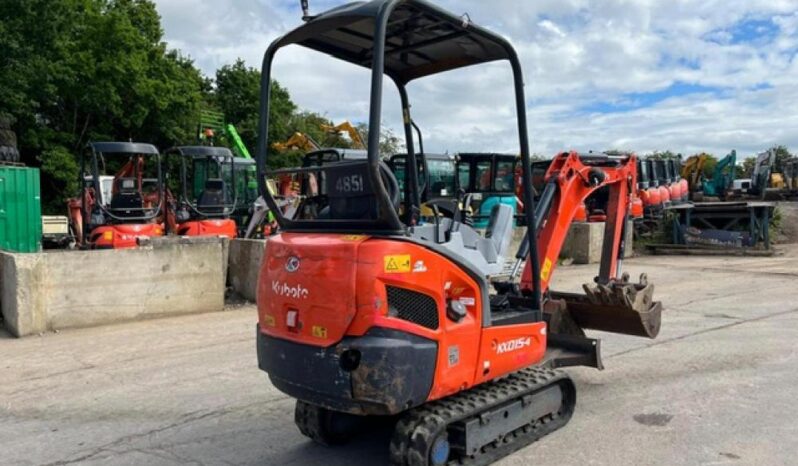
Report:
154,0,798,158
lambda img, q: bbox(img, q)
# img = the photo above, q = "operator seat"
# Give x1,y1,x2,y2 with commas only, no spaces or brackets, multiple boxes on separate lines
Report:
109,178,143,218
411,203,515,277
197,178,226,216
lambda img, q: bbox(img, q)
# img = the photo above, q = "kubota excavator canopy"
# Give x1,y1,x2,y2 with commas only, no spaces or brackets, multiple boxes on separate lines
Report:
273,0,514,84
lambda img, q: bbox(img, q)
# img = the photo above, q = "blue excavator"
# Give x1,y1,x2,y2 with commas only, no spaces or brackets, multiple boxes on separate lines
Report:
701,150,736,199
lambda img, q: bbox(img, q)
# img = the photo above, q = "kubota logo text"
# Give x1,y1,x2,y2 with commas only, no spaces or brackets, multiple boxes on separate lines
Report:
496,337,531,354
272,281,309,299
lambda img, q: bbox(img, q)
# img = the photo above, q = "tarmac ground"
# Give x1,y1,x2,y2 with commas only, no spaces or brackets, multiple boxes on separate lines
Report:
2,245,798,465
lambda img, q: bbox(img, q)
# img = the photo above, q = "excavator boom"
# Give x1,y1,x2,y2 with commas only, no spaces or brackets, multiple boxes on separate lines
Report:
271,132,320,153
320,121,367,149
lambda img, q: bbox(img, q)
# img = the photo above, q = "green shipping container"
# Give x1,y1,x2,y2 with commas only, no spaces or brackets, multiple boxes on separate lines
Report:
0,166,42,253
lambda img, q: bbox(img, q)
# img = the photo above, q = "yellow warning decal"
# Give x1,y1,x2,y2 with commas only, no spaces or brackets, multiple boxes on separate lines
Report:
312,325,328,338
540,257,553,282
263,314,276,327
340,234,368,241
384,254,412,273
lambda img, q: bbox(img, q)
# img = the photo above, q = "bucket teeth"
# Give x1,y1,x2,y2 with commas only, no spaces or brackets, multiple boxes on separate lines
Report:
549,274,662,339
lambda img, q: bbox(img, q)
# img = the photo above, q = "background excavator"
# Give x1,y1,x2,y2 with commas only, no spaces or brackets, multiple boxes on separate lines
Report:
681,153,708,199
701,150,737,199
271,131,321,153
68,142,164,249
254,2,663,465
457,153,520,228
163,146,239,238
321,120,367,149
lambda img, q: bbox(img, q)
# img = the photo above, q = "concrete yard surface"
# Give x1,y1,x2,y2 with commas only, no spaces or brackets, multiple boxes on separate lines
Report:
2,246,798,466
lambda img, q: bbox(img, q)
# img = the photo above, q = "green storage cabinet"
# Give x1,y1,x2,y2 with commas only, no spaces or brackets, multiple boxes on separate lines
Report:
0,166,42,252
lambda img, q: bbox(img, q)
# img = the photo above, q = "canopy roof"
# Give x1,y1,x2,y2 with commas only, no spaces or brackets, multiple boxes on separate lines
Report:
171,146,234,158
274,0,514,84
89,142,159,155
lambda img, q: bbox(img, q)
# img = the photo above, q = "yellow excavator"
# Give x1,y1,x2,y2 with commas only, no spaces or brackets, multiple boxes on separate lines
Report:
271,132,320,153
320,120,367,149
681,153,709,198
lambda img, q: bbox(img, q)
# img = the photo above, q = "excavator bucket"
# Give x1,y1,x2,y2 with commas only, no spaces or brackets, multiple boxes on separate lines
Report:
549,273,662,339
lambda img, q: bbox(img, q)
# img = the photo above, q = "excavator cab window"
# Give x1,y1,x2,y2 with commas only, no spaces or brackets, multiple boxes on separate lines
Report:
495,159,515,192
475,160,493,191
427,159,456,198
164,146,238,221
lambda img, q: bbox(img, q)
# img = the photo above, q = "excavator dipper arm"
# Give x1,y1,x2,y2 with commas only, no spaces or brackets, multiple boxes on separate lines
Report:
508,152,661,365
519,151,636,292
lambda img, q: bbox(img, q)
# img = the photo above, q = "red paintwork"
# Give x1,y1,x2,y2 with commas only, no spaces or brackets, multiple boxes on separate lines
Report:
640,187,661,210
574,202,587,222
658,185,671,204
257,233,547,402
630,197,644,218
177,219,237,238
679,178,689,201
668,182,682,203
88,223,164,249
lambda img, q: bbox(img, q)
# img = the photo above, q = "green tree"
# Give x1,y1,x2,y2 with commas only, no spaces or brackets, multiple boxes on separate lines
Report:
354,123,404,155
741,157,756,178
0,0,205,212
214,59,296,157
768,145,793,172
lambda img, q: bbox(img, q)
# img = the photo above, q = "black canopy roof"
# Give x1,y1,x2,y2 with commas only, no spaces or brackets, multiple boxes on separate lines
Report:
274,0,514,84
170,146,234,158
89,142,159,155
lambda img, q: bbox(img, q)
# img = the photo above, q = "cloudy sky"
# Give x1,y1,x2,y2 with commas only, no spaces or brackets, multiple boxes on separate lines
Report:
154,0,798,158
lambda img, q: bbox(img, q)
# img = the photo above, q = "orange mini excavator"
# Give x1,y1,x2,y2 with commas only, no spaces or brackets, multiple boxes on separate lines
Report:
255,2,662,465
68,142,165,249
163,146,238,238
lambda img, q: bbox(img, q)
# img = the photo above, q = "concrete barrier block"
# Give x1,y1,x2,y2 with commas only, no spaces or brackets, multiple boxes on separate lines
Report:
228,239,267,302
1,239,227,337
560,221,634,264
1,252,48,336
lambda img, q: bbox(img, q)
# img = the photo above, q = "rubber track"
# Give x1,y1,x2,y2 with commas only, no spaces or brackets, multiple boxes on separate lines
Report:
389,367,575,466
295,400,335,446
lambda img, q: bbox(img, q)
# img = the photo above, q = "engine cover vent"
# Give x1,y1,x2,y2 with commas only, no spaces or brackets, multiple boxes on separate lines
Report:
386,286,439,330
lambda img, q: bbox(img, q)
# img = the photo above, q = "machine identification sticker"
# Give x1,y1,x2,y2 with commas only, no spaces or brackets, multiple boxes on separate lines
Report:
263,314,276,327
312,325,328,338
459,297,475,306
448,345,460,367
540,257,553,281
384,255,412,273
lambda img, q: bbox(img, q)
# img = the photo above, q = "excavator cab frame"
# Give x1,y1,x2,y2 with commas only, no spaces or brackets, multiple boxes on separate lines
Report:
457,152,520,227
256,0,538,242
163,146,238,238
71,142,165,249
702,150,737,198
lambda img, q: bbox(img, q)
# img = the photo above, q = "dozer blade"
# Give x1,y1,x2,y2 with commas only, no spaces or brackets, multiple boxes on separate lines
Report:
549,273,662,338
